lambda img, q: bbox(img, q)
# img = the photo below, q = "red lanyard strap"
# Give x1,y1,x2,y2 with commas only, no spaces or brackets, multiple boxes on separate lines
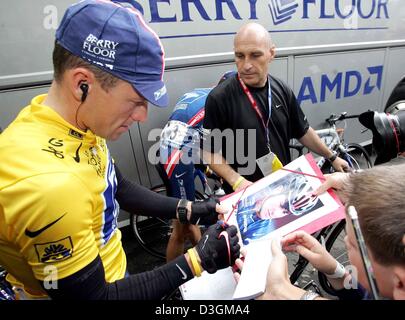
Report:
237,74,272,150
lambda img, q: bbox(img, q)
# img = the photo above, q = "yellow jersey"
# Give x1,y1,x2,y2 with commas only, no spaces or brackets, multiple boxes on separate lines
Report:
0,94,126,296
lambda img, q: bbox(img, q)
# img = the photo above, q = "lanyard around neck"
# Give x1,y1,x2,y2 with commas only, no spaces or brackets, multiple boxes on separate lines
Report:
237,74,272,150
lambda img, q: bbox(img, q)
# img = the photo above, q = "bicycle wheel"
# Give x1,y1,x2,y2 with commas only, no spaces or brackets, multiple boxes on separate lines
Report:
344,143,373,170
131,185,170,260
318,220,349,296
130,186,205,260
0,267,14,300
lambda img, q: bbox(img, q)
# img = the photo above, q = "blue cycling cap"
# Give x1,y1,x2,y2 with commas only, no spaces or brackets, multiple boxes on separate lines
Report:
56,0,168,107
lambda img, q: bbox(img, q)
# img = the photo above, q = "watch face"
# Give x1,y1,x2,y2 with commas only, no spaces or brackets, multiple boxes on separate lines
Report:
177,204,188,223
329,152,337,161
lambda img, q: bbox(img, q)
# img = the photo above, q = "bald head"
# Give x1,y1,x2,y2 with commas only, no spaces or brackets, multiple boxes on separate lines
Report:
233,23,275,87
234,23,273,49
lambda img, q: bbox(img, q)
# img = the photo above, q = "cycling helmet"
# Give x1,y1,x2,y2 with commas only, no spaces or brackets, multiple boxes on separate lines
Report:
288,175,319,215
217,70,237,85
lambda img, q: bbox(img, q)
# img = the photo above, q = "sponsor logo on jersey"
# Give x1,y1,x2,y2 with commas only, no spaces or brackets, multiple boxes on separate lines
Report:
73,143,82,163
35,236,73,263
69,129,83,140
84,147,105,177
41,138,65,159
176,264,188,280
25,213,67,238
175,172,187,179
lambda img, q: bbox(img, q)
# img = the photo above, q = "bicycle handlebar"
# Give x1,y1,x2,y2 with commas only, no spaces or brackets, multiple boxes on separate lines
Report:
326,112,361,125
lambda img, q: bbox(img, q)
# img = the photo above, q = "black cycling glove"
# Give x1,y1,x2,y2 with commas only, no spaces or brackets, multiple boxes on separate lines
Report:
195,223,240,274
189,197,220,225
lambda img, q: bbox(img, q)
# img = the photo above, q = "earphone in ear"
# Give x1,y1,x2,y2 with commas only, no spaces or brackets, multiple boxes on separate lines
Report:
80,83,89,102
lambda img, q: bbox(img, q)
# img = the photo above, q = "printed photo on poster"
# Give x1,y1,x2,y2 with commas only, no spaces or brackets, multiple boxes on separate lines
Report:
236,170,322,245
221,154,344,248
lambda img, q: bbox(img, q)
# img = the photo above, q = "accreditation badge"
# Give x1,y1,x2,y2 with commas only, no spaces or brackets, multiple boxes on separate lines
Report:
256,152,283,176
256,152,274,176
271,154,283,172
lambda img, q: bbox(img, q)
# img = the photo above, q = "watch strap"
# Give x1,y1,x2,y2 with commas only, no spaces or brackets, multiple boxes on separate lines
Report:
300,290,320,300
177,199,189,224
328,151,338,163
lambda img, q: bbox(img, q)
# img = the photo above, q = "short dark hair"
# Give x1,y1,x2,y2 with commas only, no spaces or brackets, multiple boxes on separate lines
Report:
52,41,118,91
344,165,405,266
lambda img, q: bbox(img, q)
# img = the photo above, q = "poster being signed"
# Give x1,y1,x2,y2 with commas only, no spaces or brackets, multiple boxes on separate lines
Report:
222,154,344,248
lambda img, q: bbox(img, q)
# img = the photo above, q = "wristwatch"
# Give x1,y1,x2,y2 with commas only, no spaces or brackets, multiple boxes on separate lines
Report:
300,290,320,300
177,199,189,224
327,151,338,163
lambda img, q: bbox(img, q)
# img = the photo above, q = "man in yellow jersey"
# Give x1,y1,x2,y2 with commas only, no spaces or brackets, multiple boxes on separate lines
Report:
0,0,240,300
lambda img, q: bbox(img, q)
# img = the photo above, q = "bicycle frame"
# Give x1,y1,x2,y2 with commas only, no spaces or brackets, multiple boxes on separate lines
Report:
194,168,211,196
315,128,340,167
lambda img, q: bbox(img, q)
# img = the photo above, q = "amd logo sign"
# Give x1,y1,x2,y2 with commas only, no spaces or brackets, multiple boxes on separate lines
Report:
297,65,384,105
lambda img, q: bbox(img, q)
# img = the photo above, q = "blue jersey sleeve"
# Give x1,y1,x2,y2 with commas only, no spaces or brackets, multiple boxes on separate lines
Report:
159,88,212,199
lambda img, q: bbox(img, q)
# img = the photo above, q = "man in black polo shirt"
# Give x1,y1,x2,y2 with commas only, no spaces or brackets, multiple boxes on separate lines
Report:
203,23,348,194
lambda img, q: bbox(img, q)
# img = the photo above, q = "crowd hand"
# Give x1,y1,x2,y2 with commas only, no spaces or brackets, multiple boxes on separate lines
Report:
190,197,227,225
194,223,240,274
235,240,312,300
236,239,295,300
331,156,350,173
282,230,337,275
233,248,247,283
314,172,351,202
255,239,295,300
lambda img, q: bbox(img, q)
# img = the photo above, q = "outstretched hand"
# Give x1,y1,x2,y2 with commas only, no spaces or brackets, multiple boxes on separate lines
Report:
314,172,351,203
233,240,295,300
282,230,337,275
258,238,292,299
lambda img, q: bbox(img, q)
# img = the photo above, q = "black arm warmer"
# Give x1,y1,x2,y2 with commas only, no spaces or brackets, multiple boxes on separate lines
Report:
115,165,179,219
43,254,194,300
